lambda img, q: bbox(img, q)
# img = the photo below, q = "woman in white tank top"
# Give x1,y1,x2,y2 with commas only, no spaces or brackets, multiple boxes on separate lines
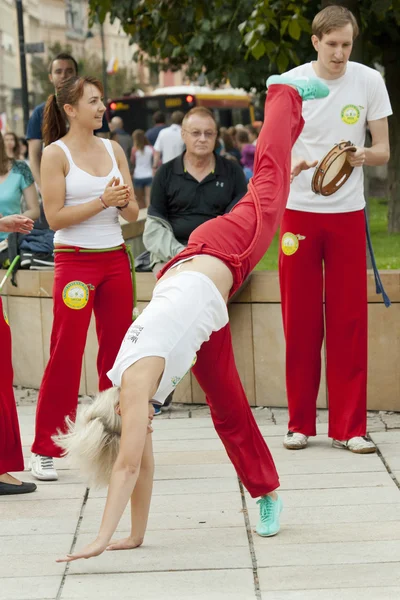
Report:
30,76,139,481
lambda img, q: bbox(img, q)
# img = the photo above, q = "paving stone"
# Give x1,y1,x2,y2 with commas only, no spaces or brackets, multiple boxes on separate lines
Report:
255,540,400,568
277,471,391,490
251,521,400,545
154,450,231,465
80,505,246,534
246,485,400,507
273,456,385,475
371,431,400,443
270,407,289,424
0,576,61,600
248,503,400,526
67,528,252,574
61,570,255,600
89,476,240,498
153,463,236,480
0,482,87,502
380,412,400,429
261,587,400,599
258,563,400,591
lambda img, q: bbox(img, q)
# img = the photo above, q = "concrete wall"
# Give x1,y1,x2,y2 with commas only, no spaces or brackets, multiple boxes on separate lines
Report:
1,267,399,411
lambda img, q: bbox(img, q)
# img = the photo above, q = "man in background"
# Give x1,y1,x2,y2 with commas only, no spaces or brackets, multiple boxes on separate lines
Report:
153,110,185,169
145,111,167,146
109,116,133,165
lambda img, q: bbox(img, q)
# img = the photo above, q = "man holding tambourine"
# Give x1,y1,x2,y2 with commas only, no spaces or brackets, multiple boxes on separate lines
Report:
278,6,392,454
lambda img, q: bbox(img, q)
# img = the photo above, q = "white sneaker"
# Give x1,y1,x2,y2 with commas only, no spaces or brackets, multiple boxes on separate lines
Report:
30,454,58,481
283,431,308,450
332,436,376,454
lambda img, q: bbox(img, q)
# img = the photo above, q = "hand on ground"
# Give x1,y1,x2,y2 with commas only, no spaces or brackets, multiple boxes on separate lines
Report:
56,539,108,563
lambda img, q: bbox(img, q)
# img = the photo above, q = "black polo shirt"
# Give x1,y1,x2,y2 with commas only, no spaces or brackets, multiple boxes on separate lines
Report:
148,152,247,245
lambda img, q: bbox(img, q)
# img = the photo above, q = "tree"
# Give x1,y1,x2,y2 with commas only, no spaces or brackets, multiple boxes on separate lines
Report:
30,42,138,106
89,0,400,231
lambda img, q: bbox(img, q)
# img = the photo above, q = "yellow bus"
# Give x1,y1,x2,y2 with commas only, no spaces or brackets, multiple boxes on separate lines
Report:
107,85,255,134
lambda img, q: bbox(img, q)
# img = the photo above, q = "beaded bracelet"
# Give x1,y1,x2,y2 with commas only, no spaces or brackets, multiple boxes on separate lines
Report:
117,202,130,211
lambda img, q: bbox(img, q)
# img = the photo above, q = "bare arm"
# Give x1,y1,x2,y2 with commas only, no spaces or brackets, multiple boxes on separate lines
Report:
28,139,42,189
41,145,131,231
57,357,164,562
153,150,161,170
22,183,40,221
348,117,390,168
111,141,139,223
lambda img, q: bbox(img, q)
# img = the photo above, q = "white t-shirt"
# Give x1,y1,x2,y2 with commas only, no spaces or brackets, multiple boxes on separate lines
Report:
107,271,228,404
133,145,153,179
286,61,392,213
154,124,185,163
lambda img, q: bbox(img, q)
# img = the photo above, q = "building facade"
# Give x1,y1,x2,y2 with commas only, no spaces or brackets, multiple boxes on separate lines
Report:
0,0,183,135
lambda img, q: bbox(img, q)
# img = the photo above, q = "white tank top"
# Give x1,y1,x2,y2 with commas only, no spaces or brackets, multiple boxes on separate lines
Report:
107,271,229,404
53,138,124,249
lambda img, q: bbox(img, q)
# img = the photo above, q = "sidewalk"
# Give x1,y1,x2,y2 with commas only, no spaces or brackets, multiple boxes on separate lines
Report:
1,400,400,600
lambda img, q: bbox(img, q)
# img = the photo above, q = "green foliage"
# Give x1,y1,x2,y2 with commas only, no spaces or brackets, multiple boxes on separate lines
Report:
88,0,316,92
88,0,400,231
29,42,137,105
88,0,400,90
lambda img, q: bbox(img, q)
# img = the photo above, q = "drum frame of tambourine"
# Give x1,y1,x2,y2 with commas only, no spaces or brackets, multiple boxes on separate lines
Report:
311,141,356,196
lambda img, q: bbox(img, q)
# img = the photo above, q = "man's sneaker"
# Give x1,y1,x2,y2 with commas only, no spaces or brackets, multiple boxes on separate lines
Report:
152,404,162,416
266,75,330,101
30,254,55,270
20,251,33,268
30,454,58,480
332,436,376,454
283,430,308,450
256,495,283,537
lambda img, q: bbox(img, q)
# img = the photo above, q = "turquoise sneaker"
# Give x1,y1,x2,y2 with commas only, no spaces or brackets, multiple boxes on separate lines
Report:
255,494,283,537
266,75,329,101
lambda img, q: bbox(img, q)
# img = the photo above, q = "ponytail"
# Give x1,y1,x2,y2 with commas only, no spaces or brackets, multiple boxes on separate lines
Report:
42,94,68,146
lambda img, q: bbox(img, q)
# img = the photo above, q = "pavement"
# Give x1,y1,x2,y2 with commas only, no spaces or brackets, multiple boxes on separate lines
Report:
1,395,400,600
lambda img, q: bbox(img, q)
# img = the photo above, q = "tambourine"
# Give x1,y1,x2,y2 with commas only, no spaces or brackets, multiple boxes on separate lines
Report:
311,141,357,196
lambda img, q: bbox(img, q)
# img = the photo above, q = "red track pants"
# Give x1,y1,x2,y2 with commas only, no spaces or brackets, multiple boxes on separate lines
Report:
159,86,304,496
279,209,368,440
32,248,133,457
0,298,24,473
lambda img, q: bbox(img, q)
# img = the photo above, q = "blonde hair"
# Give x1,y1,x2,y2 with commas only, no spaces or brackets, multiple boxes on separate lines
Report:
312,5,359,40
53,387,122,488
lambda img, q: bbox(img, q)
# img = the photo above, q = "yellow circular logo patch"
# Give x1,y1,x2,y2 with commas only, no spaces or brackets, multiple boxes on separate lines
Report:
341,104,360,125
62,281,89,310
281,233,299,256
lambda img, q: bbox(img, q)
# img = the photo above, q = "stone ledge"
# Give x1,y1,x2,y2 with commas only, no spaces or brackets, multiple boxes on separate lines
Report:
2,269,399,303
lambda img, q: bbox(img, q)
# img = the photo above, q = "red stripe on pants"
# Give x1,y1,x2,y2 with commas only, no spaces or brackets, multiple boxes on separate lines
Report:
279,209,368,439
0,297,24,473
32,249,133,457
158,86,304,496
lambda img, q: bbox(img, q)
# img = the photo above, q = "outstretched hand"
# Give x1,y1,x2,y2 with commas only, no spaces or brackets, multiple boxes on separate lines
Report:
0,214,34,234
56,539,108,563
290,158,318,183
